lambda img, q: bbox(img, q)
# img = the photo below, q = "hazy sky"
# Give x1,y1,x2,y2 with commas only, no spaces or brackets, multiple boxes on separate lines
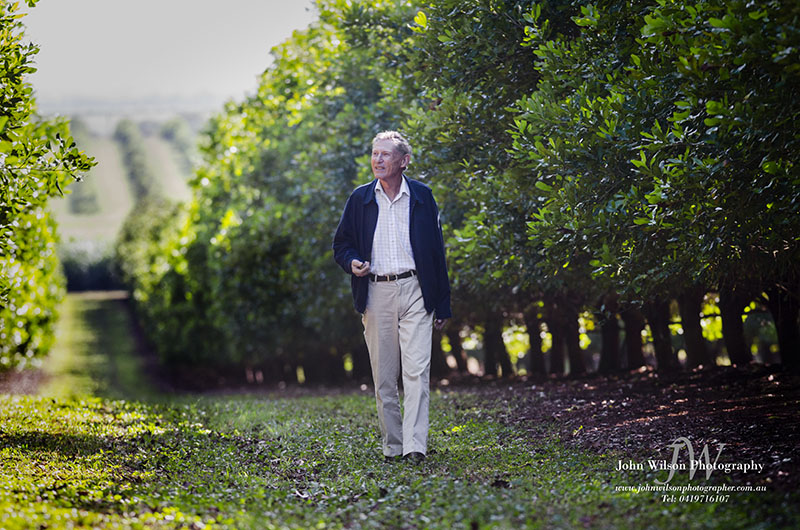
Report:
22,0,318,107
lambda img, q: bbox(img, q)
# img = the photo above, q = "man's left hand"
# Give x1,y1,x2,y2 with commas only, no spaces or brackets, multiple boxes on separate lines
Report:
434,318,448,330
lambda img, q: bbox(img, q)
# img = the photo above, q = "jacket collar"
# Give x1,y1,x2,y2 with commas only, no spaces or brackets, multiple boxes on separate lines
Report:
363,174,424,205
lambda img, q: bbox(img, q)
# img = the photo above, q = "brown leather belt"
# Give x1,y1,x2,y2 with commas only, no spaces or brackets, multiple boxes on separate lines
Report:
369,270,417,282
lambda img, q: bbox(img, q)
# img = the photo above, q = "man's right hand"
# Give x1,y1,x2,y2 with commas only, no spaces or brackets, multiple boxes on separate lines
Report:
351,259,371,277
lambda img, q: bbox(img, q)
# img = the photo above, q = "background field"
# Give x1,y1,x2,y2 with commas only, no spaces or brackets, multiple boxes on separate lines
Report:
50,114,196,245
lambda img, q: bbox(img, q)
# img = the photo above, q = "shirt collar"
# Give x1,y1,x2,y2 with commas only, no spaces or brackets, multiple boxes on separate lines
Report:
374,176,410,199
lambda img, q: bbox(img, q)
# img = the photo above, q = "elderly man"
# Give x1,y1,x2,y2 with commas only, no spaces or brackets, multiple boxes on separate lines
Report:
333,131,451,463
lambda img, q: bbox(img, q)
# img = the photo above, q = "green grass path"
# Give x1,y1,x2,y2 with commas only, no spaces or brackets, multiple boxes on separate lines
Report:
39,291,158,401
1,294,798,529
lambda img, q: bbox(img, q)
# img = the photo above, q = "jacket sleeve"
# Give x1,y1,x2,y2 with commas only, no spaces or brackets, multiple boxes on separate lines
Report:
431,194,452,319
332,193,361,274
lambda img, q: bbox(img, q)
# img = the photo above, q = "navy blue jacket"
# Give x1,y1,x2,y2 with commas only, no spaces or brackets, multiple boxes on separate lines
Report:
333,177,452,319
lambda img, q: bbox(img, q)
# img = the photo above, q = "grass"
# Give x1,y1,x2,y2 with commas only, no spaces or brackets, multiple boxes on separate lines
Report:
40,291,158,401
1,294,798,529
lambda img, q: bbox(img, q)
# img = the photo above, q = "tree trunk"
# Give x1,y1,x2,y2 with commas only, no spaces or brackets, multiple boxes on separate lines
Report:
598,313,620,373
547,316,566,375
300,347,344,384
644,300,678,372
281,357,298,384
430,329,450,378
260,357,288,384
564,309,586,375
446,325,468,374
764,283,800,373
298,354,315,384
719,288,751,366
598,292,620,373
523,304,545,376
621,307,647,369
483,324,497,377
678,286,712,369
312,348,345,384
484,314,513,377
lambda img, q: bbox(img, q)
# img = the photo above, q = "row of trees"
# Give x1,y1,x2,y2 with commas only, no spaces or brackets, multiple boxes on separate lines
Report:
117,0,799,385
113,119,161,201
0,0,93,370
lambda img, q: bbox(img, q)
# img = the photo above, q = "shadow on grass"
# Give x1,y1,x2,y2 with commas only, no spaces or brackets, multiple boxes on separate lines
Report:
0,430,109,457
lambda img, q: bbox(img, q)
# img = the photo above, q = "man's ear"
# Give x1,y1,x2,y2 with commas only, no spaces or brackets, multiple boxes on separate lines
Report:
401,154,411,170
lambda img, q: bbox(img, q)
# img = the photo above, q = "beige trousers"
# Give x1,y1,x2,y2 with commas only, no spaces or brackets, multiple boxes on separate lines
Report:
362,275,433,457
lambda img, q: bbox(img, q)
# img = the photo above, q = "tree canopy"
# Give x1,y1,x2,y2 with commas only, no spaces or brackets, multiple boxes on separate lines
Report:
115,0,800,382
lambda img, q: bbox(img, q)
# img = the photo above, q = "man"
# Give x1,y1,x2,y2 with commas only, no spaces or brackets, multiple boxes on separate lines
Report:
333,131,451,464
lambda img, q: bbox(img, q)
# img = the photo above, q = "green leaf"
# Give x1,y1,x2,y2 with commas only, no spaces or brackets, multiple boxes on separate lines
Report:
646,192,662,205
705,100,725,114
535,181,553,192
631,151,648,169
633,218,650,225
414,10,427,29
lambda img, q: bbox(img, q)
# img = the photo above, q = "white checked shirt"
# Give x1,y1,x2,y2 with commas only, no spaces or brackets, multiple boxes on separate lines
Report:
370,177,416,276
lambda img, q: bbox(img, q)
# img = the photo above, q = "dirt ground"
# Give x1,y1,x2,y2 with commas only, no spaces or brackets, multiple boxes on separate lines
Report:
0,369,46,395
455,364,800,491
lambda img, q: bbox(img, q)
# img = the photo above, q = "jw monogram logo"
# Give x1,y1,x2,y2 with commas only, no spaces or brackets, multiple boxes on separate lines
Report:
654,436,726,484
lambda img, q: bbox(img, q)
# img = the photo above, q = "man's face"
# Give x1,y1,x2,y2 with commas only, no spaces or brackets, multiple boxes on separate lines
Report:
371,139,409,181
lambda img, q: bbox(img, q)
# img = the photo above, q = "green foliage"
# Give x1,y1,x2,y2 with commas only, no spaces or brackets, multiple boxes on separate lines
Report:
403,0,550,358
510,0,665,306
633,0,800,290
0,210,63,370
114,197,194,367
405,0,545,286
509,0,800,299
0,0,95,370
